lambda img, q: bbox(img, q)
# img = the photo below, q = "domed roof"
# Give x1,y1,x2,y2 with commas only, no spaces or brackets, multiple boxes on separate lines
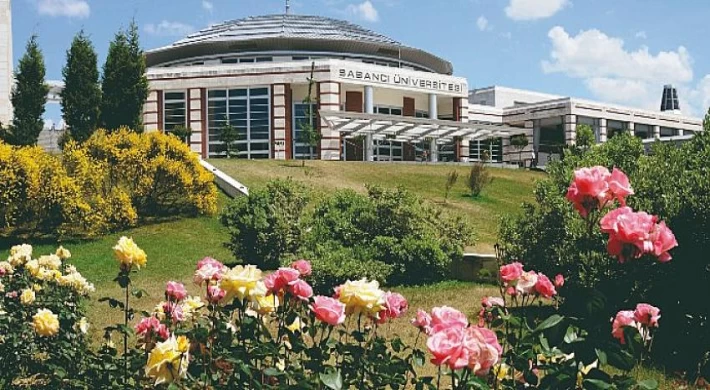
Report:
146,14,453,74
174,14,401,47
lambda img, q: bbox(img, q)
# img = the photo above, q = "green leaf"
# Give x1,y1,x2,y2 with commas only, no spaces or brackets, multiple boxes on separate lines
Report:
320,369,343,390
534,314,564,333
583,378,613,389
263,367,284,377
606,349,635,371
595,349,608,365
563,325,579,343
637,379,658,390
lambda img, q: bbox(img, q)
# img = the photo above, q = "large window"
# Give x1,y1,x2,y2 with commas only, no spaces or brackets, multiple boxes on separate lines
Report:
292,102,317,160
163,91,186,132
607,120,627,139
634,123,652,139
470,138,502,162
660,127,679,137
207,87,270,158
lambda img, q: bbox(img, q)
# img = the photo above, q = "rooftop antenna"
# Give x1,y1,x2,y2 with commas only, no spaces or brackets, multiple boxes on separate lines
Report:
285,0,290,15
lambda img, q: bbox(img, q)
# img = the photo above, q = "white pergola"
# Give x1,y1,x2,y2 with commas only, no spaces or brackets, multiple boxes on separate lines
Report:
320,110,520,144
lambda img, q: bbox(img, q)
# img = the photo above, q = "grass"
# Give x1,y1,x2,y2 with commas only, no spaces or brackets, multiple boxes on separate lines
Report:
208,160,545,252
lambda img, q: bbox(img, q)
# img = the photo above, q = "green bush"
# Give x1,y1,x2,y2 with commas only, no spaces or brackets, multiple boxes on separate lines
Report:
499,132,710,378
221,179,310,269
467,162,493,197
223,182,475,287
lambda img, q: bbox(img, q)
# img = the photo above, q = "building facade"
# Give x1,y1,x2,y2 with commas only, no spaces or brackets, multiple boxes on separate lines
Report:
0,0,12,126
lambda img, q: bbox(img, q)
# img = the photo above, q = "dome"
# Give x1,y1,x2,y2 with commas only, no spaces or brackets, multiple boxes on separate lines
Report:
145,14,453,74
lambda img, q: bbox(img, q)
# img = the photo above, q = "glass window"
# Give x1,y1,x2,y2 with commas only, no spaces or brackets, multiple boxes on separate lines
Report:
163,91,186,132
293,102,317,160
660,127,678,137
469,138,503,162
207,87,271,158
607,120,627,139
634,124,652,139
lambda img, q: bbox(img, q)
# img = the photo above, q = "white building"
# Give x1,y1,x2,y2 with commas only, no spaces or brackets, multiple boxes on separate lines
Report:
0,0,12,127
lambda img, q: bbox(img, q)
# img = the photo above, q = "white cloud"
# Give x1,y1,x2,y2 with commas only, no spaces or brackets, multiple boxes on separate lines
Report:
144,21,196,37
202,0,213,12
635,30,647,39
347,1,379,22
476,15,489,31
505,0,568,21
540,26,710,115
37,0,90,18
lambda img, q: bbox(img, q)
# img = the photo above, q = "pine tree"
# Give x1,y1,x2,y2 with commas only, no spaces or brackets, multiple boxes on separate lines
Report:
61,31,101,143
100,20,149,131
4,35,49,146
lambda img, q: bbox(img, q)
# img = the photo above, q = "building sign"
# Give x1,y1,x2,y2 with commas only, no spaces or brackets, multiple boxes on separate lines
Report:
337,68,466,94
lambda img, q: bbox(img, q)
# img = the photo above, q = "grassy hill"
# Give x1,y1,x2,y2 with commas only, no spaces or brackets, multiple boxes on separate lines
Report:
209,160,545,252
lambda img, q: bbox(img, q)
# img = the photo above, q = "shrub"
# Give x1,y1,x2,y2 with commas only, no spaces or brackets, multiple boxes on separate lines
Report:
221,179,310,269
576,123,595,149
444,169,459,202
468,162,493,197
0,141,92,237
499,132,710,378
68,128,218,217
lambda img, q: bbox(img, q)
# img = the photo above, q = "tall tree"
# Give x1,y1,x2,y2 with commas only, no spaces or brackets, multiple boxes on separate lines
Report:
4,35,49,146
297,62,321,164
100,20,149,131
61,31,101,143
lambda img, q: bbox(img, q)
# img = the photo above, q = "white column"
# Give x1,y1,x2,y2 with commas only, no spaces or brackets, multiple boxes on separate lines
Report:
364,86,374,161
598,118,608,143
627,122,635,137
564,114,576,146
532,120,541,154
0,0,12,126
429,94,438,162
653,125,661,139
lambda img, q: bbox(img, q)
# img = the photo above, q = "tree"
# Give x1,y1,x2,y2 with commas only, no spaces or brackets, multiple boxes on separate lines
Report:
509,134,529,166
170,125,192,145
61,31,101,144
467,162,493,197
576,124,595,150
297,62,321,164
444,169,459,203
3,35,49,146
220,124,240,158
703,106,710,132
100,20,149,131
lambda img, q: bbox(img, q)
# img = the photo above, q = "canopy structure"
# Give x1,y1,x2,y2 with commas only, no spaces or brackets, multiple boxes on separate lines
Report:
319,111,520,144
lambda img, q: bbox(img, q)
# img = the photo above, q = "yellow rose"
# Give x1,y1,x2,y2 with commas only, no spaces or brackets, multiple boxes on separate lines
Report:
181,296,204,320
0,261,14,275
25,260,40,277
20,288,35,305
38,254,62,270
113,237,147,271
338,279,385,316
493,363,510,381
59,272,95,295
55,246,71,260
145,335,190,385
32,284,42,292
33,309,59,337
219,265,263,302
253,294,279,315
0,282,4,292
8,244,32,267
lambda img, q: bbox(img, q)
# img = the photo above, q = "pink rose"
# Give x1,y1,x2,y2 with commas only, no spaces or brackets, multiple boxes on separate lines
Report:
412,309,432,333
601,208,656,263
333,285,342,299
516,271,538,295
427,326,469,370
534,274,557,299
288,279,313,301
607,168,634,205
162,301,185,323
651,221,677,263
290,259,312,277
265,268,300,293
566,166,611,217
378,292,408,324
311,296,346,326
499,262,524,284
207,285,226,304
611,310,637,344
481,296,505,308
165,281,187,301
554,274,565,288
194,258,226,285
430,306,468,333
135,317,170,341
463,326,502,376
634,303,660,328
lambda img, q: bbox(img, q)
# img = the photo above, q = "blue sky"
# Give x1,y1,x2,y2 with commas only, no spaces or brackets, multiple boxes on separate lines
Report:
10,0,710,122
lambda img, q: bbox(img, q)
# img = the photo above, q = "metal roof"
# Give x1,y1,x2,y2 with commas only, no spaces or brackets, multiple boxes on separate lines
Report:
173,14,401,47
320,111,519,143
145,14,454,74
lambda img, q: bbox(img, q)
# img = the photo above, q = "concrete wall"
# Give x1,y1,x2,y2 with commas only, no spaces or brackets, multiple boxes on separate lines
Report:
470,86,562,109
0,0,12,126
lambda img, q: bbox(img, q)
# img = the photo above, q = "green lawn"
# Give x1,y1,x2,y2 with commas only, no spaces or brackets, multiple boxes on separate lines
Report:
208,160,545,251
